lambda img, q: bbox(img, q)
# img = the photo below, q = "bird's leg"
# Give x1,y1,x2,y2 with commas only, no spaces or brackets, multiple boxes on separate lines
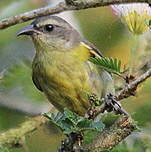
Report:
86,93,129,120
104,94,129,116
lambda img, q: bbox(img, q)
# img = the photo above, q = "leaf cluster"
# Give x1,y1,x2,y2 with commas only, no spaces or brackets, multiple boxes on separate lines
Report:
43,108,105,135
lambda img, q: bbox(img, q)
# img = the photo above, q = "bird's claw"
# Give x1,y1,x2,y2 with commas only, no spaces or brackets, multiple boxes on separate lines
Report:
104,93,128,116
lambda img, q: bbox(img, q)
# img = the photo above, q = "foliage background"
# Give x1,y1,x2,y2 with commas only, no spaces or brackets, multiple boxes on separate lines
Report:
0,0,151,151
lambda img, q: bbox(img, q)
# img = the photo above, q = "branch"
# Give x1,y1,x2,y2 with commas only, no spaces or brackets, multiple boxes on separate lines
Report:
85,116,137,151
0,117,46,148
74,68,151,151
117,68,151,100
0,0,150,30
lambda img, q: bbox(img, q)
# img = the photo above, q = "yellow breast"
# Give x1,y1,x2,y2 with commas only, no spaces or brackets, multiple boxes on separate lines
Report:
33,43,102,115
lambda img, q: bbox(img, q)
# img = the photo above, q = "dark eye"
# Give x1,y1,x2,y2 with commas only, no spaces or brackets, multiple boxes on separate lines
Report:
44,24,54,32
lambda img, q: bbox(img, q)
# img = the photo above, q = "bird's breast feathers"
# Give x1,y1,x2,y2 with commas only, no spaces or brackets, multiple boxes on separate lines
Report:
32,41,104,114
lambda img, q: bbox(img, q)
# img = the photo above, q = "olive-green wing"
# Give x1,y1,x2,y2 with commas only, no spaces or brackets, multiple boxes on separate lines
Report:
32,66,43,92
81,40,115,97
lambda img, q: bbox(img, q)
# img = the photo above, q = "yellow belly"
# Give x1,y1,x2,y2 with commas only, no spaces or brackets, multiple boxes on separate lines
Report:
33,46,103,115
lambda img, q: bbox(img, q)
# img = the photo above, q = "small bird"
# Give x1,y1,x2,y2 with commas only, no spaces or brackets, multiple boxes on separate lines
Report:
17,16,114,116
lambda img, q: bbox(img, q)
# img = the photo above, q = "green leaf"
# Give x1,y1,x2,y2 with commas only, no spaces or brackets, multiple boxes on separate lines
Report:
89,57,128,77
64,108,80,125
43,112,73,133
44,108,105,135
77,118,105,132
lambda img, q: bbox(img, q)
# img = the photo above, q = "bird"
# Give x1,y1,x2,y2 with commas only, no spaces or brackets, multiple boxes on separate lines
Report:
17,15,114,116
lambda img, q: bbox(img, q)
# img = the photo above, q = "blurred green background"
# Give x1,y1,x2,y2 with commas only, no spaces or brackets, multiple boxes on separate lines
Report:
0,0,151,151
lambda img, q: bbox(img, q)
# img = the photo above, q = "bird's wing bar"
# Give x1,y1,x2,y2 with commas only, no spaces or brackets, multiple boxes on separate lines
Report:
81,40,104,58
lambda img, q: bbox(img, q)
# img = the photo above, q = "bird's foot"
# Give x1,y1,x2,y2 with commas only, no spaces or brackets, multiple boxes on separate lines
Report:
104,93,128,116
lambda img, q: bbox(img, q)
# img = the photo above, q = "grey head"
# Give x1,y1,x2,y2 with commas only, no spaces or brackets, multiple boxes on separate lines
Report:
17,16,81,50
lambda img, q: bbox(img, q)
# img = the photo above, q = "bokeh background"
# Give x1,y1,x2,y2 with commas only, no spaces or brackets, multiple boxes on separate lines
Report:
1,0,151,151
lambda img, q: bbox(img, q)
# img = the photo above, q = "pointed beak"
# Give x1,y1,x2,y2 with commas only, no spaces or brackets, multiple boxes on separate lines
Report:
17,24,37,36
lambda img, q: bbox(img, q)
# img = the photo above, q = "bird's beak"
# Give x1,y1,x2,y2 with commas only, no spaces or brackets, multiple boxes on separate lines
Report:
17,24,37,36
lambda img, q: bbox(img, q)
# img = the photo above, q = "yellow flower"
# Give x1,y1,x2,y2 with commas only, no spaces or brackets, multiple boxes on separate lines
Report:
111,3,151,35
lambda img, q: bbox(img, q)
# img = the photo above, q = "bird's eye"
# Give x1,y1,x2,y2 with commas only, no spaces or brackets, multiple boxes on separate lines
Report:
44,24,54,32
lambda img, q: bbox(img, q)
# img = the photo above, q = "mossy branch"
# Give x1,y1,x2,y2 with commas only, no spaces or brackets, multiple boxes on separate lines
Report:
0,117,46,148
85,116,137,151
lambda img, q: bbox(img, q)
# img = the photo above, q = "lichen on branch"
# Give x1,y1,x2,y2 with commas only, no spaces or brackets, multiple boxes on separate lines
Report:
0,117,46,148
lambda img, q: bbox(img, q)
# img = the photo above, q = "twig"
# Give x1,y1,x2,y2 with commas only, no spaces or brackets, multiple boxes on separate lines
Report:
0,0,150,30
117,68,151,100
85,116,137,151
86,94,128,120
82,68,151,151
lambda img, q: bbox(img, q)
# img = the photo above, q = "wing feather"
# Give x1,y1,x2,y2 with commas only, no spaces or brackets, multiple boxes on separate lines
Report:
81,40,115,96
81,40,104,58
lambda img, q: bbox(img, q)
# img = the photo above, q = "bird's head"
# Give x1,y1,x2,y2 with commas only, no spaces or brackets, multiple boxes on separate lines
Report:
17,16,81,51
